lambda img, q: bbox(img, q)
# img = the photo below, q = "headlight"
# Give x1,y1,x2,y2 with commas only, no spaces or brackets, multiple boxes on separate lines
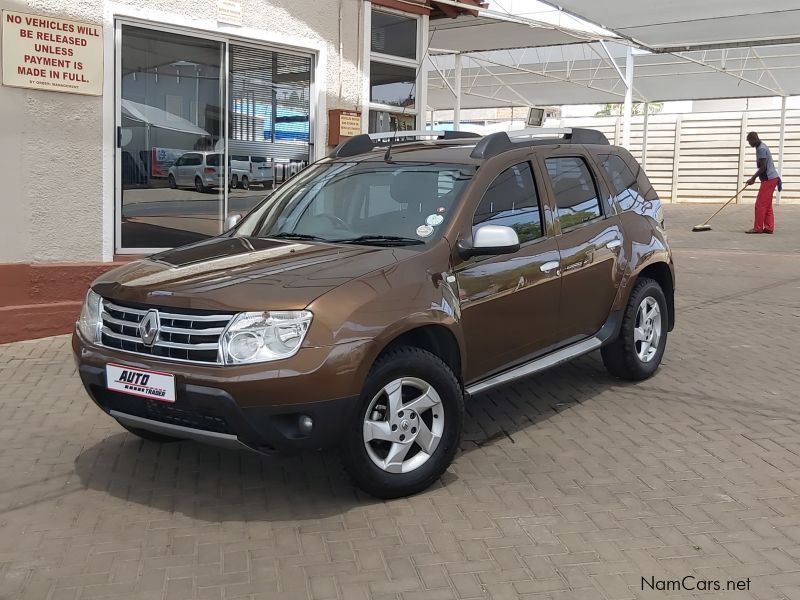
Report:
220,310,312,364
77,289,102,342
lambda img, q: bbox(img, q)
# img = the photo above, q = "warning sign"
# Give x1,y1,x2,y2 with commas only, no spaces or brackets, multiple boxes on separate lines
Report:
2,10,103,96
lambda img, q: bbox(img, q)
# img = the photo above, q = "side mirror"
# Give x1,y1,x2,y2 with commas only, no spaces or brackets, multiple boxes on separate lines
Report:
457,224,520,259
224,213,242,230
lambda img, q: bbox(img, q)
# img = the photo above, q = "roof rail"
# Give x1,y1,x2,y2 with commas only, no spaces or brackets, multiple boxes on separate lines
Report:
470,127,609,159
332,130,480,158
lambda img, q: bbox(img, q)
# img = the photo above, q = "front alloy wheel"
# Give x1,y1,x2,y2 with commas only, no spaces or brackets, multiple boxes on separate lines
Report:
363,377,445,474
341,346,463,498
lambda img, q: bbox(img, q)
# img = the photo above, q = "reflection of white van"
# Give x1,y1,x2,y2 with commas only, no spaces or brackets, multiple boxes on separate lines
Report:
167,152,223,192
229,155,251,189
228,155,273,189
250,156,273,188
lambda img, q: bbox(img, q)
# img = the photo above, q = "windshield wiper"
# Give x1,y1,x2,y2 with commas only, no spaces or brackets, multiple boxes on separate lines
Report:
331,235,424,246
268,232,329,242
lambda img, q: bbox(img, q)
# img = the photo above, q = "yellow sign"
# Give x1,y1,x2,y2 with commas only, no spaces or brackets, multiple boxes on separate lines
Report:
2,10,103,96
339,113,361,138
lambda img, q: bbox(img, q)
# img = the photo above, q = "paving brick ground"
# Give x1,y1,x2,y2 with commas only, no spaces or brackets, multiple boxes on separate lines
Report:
1,203,800,600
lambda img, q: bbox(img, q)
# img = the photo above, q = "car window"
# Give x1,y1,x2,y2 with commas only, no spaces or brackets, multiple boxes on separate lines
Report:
600,154,641,212
185,153,202,166
174,156,184,166
473,162,543,244
206,154,222,167
236,162,476,245
251,156,267,164
545,156,602,229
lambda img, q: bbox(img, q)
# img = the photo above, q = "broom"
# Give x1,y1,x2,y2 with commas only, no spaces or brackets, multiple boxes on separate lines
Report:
691,185,749,232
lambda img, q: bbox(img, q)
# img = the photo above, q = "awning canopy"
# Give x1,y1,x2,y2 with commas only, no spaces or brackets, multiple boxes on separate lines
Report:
427,41,800,109
543,0,800,51
121,99,209,135
428,13,600,54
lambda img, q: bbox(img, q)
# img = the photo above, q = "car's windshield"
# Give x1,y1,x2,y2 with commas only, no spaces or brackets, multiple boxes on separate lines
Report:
234,162,476,246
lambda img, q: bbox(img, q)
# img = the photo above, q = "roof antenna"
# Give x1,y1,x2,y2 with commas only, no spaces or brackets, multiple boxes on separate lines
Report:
384,28,437,163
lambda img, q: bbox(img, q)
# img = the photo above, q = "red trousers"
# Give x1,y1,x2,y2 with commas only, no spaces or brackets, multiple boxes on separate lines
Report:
754,178,778,232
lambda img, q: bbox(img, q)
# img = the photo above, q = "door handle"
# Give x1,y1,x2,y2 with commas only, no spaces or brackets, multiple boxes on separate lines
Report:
606,239,622,250
540,260,560,275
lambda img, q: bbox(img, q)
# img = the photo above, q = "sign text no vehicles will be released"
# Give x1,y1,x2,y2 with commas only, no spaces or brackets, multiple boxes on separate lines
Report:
2,10,103,96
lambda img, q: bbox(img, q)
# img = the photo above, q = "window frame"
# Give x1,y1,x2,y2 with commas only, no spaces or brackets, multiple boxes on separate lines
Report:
543,153,606,234
471,160,547,248
370,9,419,62
364,5,425,131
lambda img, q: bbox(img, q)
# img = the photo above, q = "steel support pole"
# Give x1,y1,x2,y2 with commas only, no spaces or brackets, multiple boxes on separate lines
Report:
622,46,634,148
641,102,649,169
453,53,462,131
777,95,787,204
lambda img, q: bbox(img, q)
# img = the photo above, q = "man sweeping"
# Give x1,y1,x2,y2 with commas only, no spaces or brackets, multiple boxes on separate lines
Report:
744,131,780,234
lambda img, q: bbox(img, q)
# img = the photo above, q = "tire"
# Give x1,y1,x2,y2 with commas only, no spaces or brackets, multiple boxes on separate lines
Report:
240,176,249,190
230,174,238,190
601,277,668,381
168,174,177,189
119,422,180,443
194,177,205,193
340,346,464,499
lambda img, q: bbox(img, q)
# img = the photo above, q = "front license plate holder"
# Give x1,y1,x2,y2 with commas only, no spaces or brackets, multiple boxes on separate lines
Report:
106,363,176,403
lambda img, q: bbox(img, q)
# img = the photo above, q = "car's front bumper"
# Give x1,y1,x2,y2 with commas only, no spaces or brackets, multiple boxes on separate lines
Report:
73,330,369,453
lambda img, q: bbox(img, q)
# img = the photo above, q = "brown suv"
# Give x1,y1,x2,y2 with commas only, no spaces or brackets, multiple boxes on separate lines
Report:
73,128,675,498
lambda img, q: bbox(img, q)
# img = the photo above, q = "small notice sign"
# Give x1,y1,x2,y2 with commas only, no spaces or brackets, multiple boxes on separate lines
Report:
327,109,362,145
2,10,103,96
217,0,243,26
339,112,361,138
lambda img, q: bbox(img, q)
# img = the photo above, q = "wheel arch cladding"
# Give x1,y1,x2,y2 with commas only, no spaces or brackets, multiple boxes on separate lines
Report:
371,324,463,384
637,262,675,331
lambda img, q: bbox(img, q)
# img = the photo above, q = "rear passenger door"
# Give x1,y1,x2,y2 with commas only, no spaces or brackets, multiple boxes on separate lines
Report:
455,161,562,380
540,153,623,343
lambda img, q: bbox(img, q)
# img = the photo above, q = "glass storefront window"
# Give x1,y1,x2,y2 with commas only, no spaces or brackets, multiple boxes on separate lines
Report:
371,10,417,60
369,61,416,109
120,26,224,249
117,24,313,252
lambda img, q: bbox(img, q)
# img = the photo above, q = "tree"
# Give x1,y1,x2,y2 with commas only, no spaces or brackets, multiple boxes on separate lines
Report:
595,102,663,116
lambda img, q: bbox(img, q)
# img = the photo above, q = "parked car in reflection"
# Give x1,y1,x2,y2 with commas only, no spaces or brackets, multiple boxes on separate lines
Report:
250,156,273,188
168,152,224,193
229,155,273,190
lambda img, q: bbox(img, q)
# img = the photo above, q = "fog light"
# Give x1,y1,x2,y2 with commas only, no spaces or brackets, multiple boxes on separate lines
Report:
298,415,314,435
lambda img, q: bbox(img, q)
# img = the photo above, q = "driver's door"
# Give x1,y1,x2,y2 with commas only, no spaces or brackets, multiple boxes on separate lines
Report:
455,161,562,382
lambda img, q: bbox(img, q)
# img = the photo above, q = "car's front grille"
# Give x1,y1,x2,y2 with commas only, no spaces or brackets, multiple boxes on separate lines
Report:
100,299,234,364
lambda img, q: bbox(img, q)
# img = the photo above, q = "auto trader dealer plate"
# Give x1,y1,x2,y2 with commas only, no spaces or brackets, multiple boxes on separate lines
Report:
106,364,176,403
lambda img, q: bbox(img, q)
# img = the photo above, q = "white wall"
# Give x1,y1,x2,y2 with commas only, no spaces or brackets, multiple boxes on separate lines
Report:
0,0,364,263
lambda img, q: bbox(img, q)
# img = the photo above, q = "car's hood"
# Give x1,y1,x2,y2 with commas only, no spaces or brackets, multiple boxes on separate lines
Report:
93,236,412,311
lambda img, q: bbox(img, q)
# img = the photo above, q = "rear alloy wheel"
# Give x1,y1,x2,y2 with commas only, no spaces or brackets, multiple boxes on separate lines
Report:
341,347,463,498
230,174,239,190
240,176,250,190
194,177,205,193
601,277,668,380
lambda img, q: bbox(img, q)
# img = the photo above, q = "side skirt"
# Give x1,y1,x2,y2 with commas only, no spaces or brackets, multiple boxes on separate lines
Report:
465,311,622,396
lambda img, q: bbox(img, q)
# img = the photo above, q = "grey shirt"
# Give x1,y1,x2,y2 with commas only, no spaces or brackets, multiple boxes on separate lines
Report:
756,142,780,180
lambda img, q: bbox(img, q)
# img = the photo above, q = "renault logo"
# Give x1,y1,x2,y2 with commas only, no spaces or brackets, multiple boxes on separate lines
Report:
138,309,160,347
